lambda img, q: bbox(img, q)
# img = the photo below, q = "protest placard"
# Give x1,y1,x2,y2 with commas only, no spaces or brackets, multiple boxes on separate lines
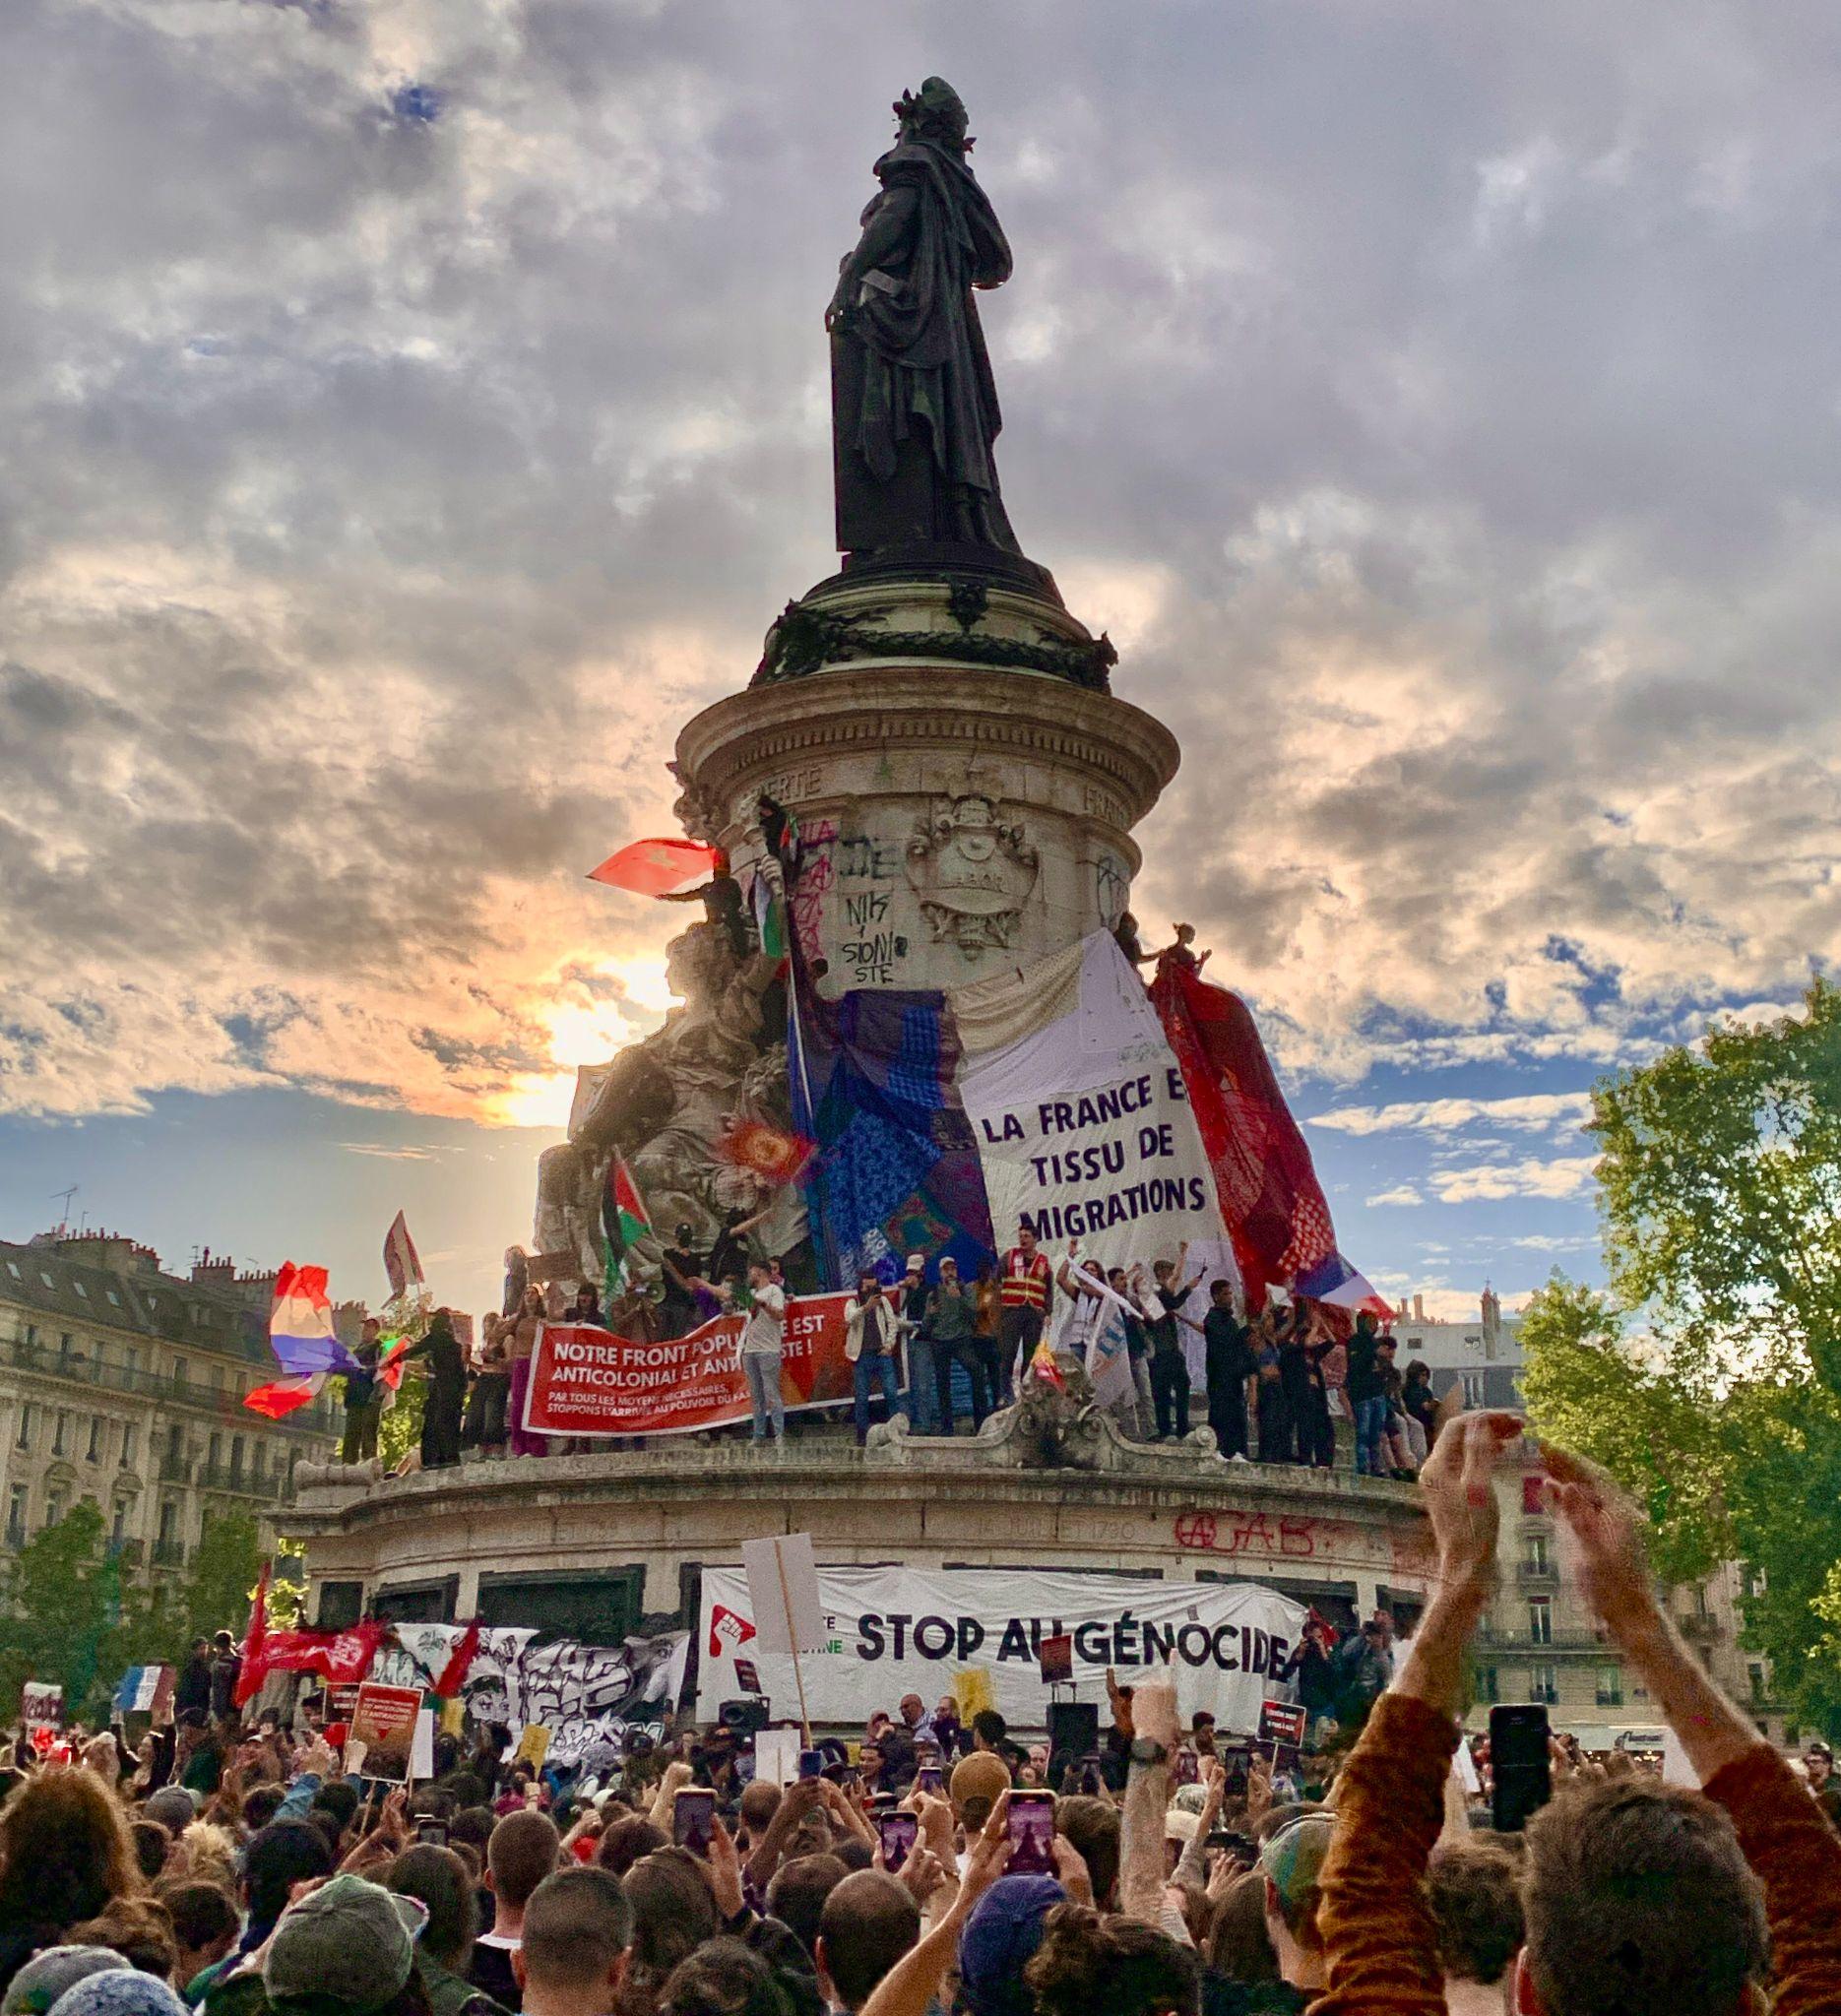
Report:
523,1293,859,1438
345,1683,422,1784
1258,1699,1307,1748
22,1683,62,1730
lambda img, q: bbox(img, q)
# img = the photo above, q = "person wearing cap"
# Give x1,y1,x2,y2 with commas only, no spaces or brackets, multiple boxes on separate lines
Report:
891,1254,939,1436
948,1753,1011,1845
262,1874,429,2016
1253,1813,1333,2010
38,1975,187,2016
2,1949,129,2016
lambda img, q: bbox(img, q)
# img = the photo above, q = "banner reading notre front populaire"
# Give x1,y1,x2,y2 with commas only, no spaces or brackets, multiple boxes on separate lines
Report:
522,1292,864,1439
696,1563,1304,1734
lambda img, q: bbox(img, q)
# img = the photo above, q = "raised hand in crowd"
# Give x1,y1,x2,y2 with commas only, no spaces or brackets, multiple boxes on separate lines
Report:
859,1794,1014,2016
705,1813,746,1918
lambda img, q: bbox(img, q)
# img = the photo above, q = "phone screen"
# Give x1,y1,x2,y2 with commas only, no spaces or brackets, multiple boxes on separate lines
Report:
798,1748,824,1781
416,1821,449,1847
875,1811,919,1871
1077,1752,1101,1796
672,1788,717,1858
917,1765,944,1796
1490,1704,1553,1833
1007,1791,1056,1876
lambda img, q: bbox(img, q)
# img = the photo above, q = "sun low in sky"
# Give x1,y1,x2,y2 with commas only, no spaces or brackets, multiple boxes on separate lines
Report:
3,0,1837,1321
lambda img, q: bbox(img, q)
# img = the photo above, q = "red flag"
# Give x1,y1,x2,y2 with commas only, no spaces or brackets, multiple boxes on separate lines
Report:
1027,1340,1065,1391
244,1378,318,1419
251,1621,386,1685
714,1118,815,1186
1150,962,1340,1313
233,1560,271,1707
431,1619,481,1697
588,838,725,899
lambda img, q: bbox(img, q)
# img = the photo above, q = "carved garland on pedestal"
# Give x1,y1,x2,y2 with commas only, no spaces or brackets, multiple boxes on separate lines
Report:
751,598,1118,692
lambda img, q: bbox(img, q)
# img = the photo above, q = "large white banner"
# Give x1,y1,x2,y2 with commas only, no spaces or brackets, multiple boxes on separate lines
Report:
697,1563,1304,1734
956,933,1229,1299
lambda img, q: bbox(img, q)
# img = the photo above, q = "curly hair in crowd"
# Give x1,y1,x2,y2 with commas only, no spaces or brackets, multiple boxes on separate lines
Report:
1427,1838,1525,1986
1025,1902,1201,2016
61,1898,177,1980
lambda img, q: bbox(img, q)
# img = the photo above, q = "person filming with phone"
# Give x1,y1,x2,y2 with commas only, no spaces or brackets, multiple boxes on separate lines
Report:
1309,1413,1841,2016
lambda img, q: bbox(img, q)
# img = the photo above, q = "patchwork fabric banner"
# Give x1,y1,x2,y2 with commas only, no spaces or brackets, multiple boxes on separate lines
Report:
955,932,1227,1289
1150,960,1378,1315
790,939,993,1286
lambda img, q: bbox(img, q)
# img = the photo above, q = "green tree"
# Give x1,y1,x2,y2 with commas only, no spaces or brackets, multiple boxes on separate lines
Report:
0,1503,165,1720
1522,979,1841,1732
180,1510,264,1644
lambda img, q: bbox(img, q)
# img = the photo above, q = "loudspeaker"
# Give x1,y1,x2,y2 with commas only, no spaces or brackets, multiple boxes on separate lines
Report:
1047,1700,1099,1760
719,1697,770,1736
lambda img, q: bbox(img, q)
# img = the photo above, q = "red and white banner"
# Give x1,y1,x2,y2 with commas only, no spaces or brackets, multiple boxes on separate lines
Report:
521,1292,870,1438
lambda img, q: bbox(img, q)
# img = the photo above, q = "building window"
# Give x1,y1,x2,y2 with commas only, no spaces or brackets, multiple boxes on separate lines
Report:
1521,1475,1546,1515
16,1404,33,1452
1462,1372,1485,1409
158,1500,178,1544
1748,1663,1767,1703
120,1424,137,1469
1477,1665,1499,1704
230,1434,245,1477
1525,1534,1551,1575
172,1358,187,1386
1530,1665,1558,1705
3,1260,19,1280
209,1431,222,1468
87,1418,102,1464
51,1412,69,1457
105,1289,120,1306
45,1487,69,1527
6,1485,26,1538
72,1281,87,1298
1596,1667,1622,1707
1529,1598,1553,1646
111,1498,131,1544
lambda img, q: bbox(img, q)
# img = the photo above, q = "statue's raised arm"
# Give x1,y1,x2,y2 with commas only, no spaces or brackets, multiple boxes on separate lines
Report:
828,78,1022,560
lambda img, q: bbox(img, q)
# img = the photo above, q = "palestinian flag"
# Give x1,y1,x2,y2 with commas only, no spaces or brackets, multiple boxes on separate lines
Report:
602,1153,651,1299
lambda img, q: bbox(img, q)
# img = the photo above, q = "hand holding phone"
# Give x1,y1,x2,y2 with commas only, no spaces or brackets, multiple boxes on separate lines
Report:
1006,1790,1056,1876
875,1810,919,1872
798,1748,824,1781
1490,1704,1552,1833
672,1787,717,1858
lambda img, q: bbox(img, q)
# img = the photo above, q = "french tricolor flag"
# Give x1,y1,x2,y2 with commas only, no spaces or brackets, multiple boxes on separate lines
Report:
269,1262,347,1377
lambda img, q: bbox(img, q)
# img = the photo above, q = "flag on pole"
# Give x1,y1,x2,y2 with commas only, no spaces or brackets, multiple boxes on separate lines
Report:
1026,1339,1066,1391
269,1263,346,1378
382,1212,424,1300
244,1379,319,1420
602,1154,651,1299
588,839,725,899
234,1560,270,1707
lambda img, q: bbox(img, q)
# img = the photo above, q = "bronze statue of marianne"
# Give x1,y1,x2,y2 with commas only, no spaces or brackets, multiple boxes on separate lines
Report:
826,79,1022,561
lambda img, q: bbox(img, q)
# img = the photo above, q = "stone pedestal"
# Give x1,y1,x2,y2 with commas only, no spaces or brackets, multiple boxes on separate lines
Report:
675,575,1179,995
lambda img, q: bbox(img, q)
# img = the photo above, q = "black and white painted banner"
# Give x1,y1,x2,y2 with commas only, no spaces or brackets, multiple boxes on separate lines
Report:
697,1563,1303,1734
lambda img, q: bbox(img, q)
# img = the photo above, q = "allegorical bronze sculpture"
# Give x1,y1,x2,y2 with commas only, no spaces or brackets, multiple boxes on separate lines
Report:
826,78,1021,562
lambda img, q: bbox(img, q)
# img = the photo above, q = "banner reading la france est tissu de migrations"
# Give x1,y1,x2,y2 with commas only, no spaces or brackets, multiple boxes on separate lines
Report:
522,1292,870,1439
697,1562,1304,1733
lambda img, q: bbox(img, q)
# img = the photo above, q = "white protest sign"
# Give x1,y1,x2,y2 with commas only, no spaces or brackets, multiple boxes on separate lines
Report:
742,1534,827,1655
753,1728,801,1788
699,1563,1303,1735
411,1708,435,1784
957,933,1224,1278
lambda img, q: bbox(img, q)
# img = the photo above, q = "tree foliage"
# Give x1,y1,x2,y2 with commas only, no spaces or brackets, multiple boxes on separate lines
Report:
180,1511,264,1645
0,1505,172,1720
1523,979,1841,1733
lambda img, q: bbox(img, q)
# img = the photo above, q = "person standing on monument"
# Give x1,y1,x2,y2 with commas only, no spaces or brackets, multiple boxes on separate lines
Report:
403,1307,466,1470
997,1223,1051,1399
506,1284,549,1460
340,1316,385,1465
1202,1280,1256,1462
1142,1244,1203,1441
845,1271,902,1446
893,1252,939,1434
921,1254,991,1435
738,1257,788,1448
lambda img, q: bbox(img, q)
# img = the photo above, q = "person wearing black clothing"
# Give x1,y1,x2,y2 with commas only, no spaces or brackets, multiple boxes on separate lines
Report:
175,1639,213,1721
1346,1310,1388,1478
1275,1303,1316,1466
209,1631,241,1720
659,1224,703,1339
1202,1281,1256,1460
1282,1615,1340,1734
1251,1312,1294,1463
406,1308,467,1469
1143,1245,1204,1440
1402,1357,1440,1452
342,1317,384,1464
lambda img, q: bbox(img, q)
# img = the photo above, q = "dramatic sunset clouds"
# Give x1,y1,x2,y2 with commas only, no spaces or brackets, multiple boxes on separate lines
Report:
4,0,1837,1318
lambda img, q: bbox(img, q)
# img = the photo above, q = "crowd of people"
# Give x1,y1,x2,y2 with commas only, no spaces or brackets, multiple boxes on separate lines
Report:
350,1216,1437,1481
3,1427,1838,2016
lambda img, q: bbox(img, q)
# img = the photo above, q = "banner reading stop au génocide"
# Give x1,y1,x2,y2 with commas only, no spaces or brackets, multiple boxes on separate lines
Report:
697,1563,1304,1734
523,1292,862,1438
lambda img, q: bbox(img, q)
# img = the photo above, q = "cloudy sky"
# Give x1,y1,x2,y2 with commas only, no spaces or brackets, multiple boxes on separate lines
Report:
4,0,1836,1324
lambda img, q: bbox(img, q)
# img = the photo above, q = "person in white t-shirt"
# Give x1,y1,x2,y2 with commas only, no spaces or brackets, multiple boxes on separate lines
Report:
739,1258,788,1445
